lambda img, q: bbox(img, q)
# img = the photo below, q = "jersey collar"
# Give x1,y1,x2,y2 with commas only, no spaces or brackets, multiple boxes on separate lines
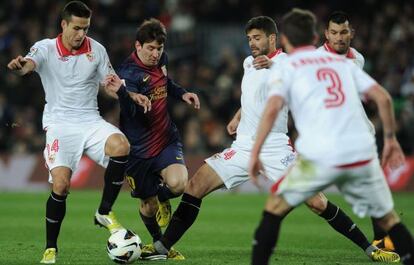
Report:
267,48,283,59
323,42,355,59
56,34,91,57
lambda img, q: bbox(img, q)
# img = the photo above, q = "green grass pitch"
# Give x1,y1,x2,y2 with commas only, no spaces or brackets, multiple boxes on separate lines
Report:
0,191,412,264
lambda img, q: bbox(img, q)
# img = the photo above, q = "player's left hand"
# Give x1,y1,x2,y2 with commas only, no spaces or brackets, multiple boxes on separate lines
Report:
182,92,200,109
103,74,123,93
253,55,272,70
128,92,152,113
249,155,264,187
382,138,405,169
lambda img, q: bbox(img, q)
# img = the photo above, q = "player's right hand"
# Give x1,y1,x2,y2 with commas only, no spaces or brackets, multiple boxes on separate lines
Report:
253,55,272,70
248,154,264,187
381,138,405,169
7,55,27,71
128,92,152,113
226,117,239,136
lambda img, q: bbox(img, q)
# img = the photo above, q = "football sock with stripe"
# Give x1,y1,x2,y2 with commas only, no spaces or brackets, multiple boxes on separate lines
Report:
320,201,371,252
252,211,283,265
45,191,67,250
158,193,202,251
98,155,128,215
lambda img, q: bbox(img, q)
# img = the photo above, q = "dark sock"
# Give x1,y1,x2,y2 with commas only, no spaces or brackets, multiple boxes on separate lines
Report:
98,155,128,215
45,192,67,250
320,201,371,251
158,193,202,250
388,223,414,265
139,211,162,242
371,217,388,240
158,184,180,202
252,211,283,265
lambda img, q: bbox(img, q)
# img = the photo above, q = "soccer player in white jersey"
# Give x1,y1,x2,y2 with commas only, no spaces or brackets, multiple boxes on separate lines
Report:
320,10,394,252
7,1,149,264
140,16,397,262
249,9,414,265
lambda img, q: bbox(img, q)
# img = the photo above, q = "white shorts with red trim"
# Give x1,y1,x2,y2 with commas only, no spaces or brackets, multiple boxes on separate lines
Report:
277,157,394,218
205,145,296,190
43,119,124,183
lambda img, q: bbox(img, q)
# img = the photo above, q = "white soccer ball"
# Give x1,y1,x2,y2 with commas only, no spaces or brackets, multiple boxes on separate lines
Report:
107,229,142,264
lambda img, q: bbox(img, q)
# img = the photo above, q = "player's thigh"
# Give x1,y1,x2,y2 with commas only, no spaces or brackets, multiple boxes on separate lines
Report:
204,147,251,190
155,141,187,187
185,163,225,198
44,125,84,183
125,157,160,200
84,120,125,167
277,157,337,207
338,158,394,218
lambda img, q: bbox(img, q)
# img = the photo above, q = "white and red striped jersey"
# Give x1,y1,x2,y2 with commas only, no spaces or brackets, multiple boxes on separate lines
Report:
234,49,290,153
25,35,115,128
267,46,378,166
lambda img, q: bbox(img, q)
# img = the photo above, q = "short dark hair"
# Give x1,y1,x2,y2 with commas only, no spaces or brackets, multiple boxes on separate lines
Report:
327,11,350,28
245,16,278,36
62,1,92,21
281,8,317,47
136,18,167,45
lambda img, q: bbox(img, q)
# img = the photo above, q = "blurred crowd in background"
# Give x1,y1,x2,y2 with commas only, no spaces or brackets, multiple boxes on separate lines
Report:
1,0,413,157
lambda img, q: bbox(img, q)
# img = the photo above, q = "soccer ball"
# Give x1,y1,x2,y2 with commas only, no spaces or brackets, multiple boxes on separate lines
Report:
107,229,142,264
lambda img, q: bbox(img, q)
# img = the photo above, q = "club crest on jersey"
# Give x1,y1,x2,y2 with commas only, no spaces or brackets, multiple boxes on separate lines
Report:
161,65,167,76
27,47,38,57
86,52,95,62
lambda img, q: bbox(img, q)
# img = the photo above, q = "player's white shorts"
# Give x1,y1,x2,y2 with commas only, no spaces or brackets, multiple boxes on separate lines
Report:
43,119,124,182
205,144,296,190
277,157,394,218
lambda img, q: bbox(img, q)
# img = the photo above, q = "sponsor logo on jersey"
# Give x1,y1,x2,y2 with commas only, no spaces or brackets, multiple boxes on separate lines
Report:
148,86,167,101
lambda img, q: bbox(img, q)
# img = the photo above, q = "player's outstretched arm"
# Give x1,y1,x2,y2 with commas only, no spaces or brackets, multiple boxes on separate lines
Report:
365,84,405,168
7,55,35,76
182,92,200,109
227,108,241,136
249,95,284,184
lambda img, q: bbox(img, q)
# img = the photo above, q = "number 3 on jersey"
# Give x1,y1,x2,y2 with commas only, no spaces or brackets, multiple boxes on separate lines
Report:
317,68,345,108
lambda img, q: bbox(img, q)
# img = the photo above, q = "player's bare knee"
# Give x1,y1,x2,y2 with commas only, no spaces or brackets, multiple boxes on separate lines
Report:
376,210,401,232
305,193,328,214
167,176,187,195
52,180,70,195
265,194,291,216
105,134,130,156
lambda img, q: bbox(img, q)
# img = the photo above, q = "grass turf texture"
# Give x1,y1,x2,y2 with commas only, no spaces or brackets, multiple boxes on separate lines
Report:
0,191,412,265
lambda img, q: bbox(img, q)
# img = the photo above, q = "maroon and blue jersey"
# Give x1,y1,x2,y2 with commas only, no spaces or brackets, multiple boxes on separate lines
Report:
116,52,187,158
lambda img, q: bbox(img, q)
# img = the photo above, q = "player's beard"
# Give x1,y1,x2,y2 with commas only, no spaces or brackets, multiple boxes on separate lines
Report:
334,42,349,55
252,44,270,58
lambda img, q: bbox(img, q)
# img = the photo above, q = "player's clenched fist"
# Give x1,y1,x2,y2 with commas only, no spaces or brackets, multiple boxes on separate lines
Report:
7,55,34,75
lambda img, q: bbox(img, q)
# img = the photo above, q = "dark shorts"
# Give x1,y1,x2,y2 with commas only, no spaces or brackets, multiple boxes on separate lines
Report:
125,141,185,200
